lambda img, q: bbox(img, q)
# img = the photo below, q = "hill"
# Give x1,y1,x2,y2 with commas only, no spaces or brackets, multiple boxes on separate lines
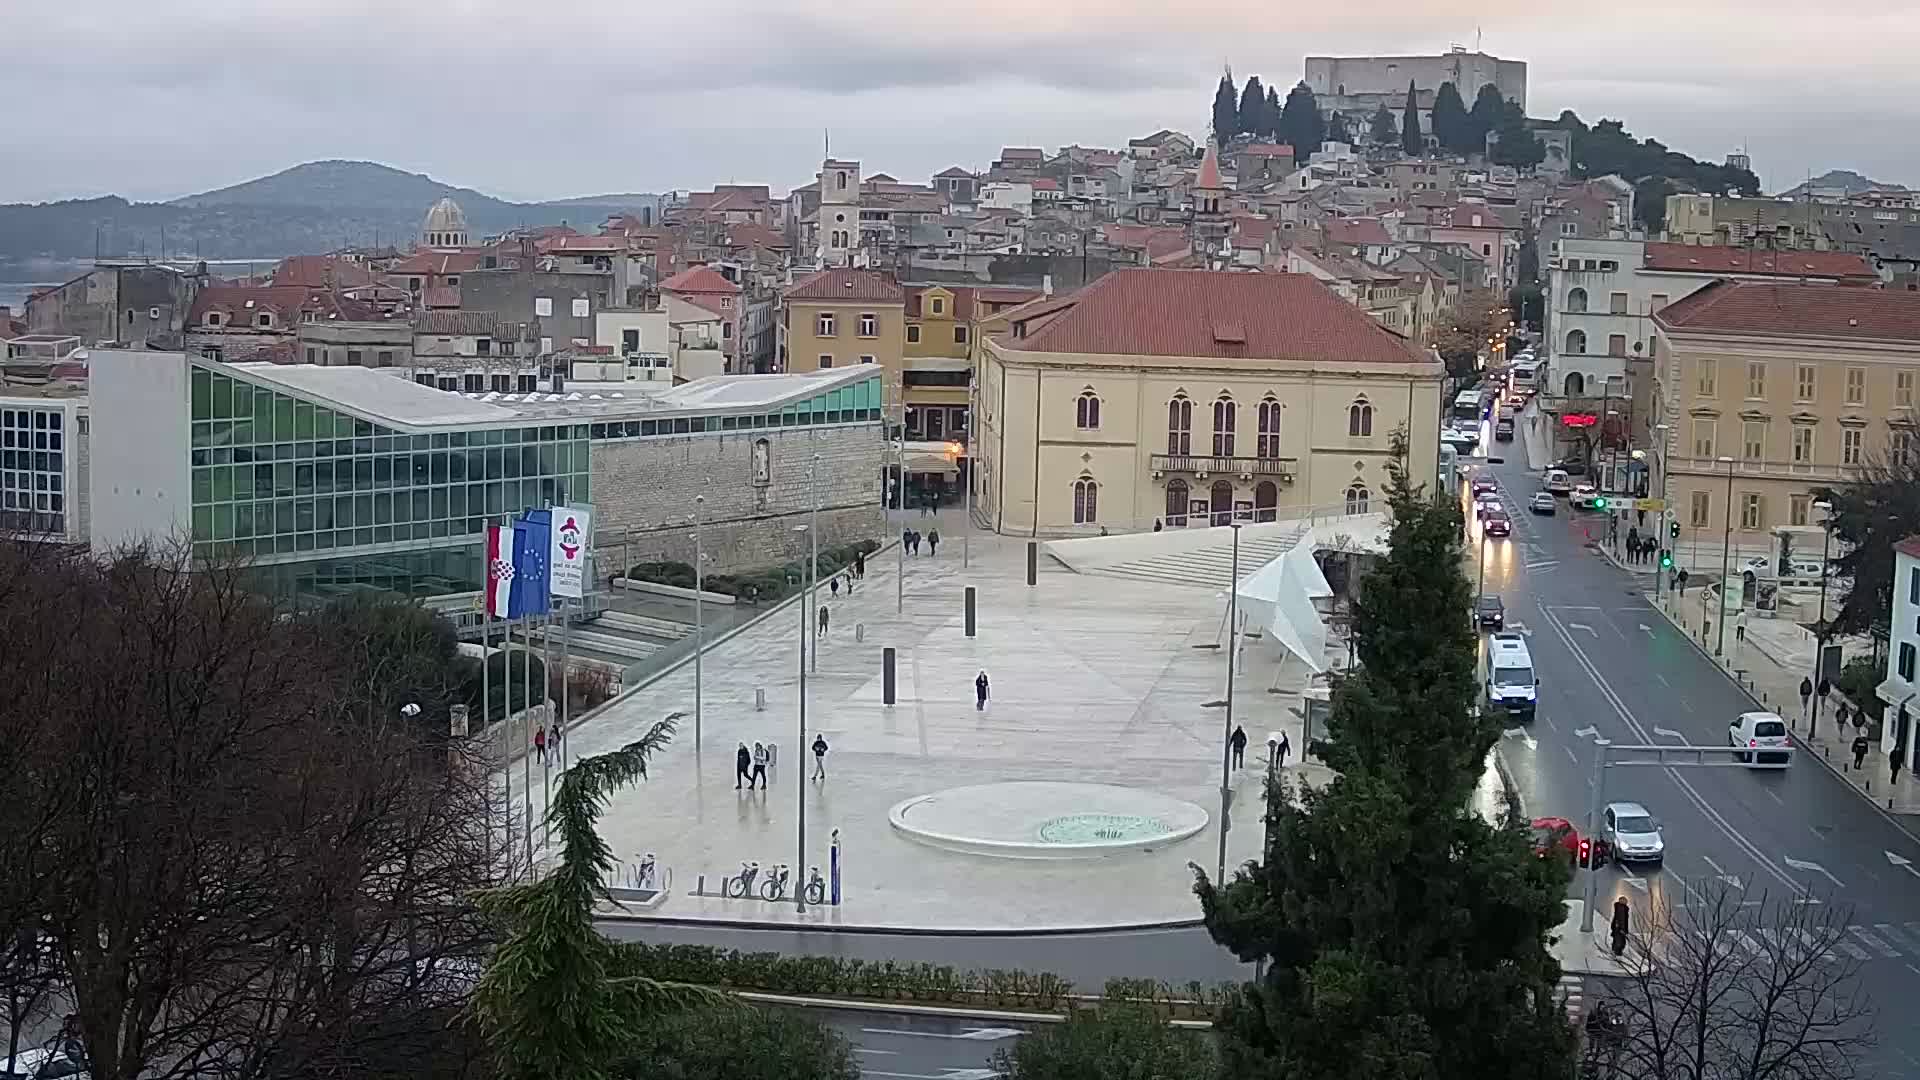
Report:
0,161,666,265
1777,169,1909,198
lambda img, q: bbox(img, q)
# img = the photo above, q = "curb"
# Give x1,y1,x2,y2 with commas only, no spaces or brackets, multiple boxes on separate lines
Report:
1491,741,1521,816
731,990,1213,1029
594,910,1208,937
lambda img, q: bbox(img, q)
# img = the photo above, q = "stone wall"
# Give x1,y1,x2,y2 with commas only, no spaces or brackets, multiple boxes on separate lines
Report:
591,421,886,574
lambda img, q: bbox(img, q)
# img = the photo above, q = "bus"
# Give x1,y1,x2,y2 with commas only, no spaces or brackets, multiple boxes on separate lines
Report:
1451,389,1486,425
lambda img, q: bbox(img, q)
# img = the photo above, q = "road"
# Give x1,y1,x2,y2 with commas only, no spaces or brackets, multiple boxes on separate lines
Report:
814,1007,1031,1080
1473,423,1920,1075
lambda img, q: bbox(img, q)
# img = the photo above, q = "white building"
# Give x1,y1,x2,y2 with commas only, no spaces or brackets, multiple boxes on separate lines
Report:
978,181,1035,218
0,385,87,545
1879,537,1920,764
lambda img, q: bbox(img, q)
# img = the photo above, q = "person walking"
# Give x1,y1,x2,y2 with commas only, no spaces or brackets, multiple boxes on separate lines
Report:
1735,609,1748,645
1626,526,1640,564
1276,730,1292,768
812,733,829,780
1853,732,1871,771
751,741,770,789
534,724,547,765
901,527,912,552
818,604,830,636
975,670,990,711
855,551,866,579
1230,725,1247,768
830,576,841,598
1611,896,1631,958
735,742,752,789
927,529,941,557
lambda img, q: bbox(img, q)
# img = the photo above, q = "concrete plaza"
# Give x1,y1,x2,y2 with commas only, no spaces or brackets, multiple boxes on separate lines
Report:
537,510,1338,931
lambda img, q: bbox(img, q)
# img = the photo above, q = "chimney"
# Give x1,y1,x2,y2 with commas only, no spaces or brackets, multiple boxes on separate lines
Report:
1042,273,1054,297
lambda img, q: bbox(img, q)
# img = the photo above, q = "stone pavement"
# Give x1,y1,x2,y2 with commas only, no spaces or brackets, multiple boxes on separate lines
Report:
1648,586,1920,815
519,508,1343,931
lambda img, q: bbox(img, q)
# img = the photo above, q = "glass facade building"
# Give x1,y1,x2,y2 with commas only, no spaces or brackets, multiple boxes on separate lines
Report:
0,403,71,537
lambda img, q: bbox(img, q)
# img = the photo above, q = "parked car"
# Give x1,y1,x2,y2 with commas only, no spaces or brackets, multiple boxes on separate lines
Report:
1601,801,1665,867
1476,594,1505,629
1544,469,1573,495
1529,492,1557,515
1730,711,1792,767
1741,556,1830,584
0,1050,87,1080
1471,477,1499,497
1484,511,1512,537
1531,816,1604,867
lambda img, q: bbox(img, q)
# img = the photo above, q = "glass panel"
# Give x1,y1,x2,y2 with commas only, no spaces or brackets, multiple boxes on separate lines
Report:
235,504,254,538
253,389,275,439
192,468,212,504
212,466,234,502
191,504,211,540
294,401,315,439
212,504,233,541
211,375,233,419
191,367,212,420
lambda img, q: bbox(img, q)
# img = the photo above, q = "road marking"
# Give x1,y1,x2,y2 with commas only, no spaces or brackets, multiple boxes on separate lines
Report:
1834,933,1873,961
1701,856,1744,890
1567,622,1598,636
861,1027,1026,1042
1565,746,1578,763
1782,857,1844,890
1656,673,1671,686
1792,928,1841,962
1880,923,1920,954
1510,621,1532,636
1653,726,1686,740
1726,929,1768,958
1765,788,1784,805
1888,851,1920,881
1849,925,1901,958
1573,725,1599,739
1638,623,1655,636
1624,875,1648,893
1503,727,1537,750
855,1048,901,1056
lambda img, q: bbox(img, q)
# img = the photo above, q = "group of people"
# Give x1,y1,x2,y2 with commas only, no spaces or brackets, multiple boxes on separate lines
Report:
1229,724,1292,769
533,721,562,764
1621,528,1660,565
735,736,835,790
902,528,940,556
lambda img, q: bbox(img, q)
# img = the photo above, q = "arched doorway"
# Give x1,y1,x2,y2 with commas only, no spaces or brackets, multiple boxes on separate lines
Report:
1165,479,1189,526
1564,371,1586,396
1254,481,1278,522
1210,480,1234,526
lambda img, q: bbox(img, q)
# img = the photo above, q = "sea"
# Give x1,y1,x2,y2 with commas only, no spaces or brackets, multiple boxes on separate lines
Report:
0,258,285,319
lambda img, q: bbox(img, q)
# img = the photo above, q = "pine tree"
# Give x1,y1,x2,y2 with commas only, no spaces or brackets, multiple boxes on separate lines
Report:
1368,104,1398,146
1238,75,1268,141
1325,110,1351,146
1467,83,1505,155
1400,81,1423,156
1264,86,1282,140
1277,82,1324,156
1195,447,1577,1080
1488,101,1546,170
1430,82,1469,153
1212,74,1240,143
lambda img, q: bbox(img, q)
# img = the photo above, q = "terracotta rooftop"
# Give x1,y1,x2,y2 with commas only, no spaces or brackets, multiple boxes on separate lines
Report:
417,311,504,337
1654,280,1920,343
1196,141,1223,190
1000,268,1428,364
1642,242,1875,281
422,286,461,309
660,265,741,295
1239,143,1295,158
387,251,485,276
187,285,377,326
783,268,906,304
271,255,374,290
1896,536,1920,561
1325,217,1393,247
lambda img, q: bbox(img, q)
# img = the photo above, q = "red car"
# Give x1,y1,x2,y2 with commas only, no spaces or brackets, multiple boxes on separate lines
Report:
1530,816,1607,868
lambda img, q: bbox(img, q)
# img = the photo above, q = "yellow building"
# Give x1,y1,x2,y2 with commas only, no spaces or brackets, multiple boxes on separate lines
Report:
902,284,1043,442
1653,280,1920,545
778,269,907,401
976,268,1445,535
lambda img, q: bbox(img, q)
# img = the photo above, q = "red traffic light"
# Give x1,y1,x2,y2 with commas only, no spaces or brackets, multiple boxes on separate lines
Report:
1578,839,1592,867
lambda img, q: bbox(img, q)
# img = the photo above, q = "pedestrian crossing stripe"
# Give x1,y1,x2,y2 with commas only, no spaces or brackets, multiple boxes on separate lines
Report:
1849,925,1901,958
1878,923,1920,954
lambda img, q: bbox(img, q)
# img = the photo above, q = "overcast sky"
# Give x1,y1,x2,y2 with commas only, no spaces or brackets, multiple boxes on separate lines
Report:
5,0,1916,205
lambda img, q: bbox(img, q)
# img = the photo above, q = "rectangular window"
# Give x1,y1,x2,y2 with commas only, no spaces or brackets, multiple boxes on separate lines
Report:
1843,428,1863,465
1746,362,1766,399
817,312,836,337
818,354,834,369
1650,293,1670,313
859,355,875,364
1792,425,1814,463
306,347,317,364
1790,494,1810,526
1743,421,1766,460
1899,369,1915,407
1609,291,1628,315
1741,493,1764,530
1690,490,1711,528
906,325,921,343
1796,364,1816,402
1910,566,1919,606
858,312,877,337
1608,334,1627,357
1901,642,1917,683
954,326,969,345
1697,358,1716,396
622,329,640,354
1846,366,1866,405
1691,419,1715,458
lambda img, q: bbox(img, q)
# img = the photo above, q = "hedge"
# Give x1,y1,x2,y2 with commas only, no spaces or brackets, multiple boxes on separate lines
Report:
626,539,881,606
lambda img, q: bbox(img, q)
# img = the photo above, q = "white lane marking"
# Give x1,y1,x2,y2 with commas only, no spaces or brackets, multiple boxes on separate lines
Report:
1878,923,1920,954
1834,934,1873,961
1701,855,1745,890
1653,726,1686,740
1573,725,1599,738
1791,928,1840,963
861,1028,1026,1042
1567,622,1598,636
1849,925,1901,958
1887,851,1920,881
1503,727,1537,750
1728,929,1768,958
855,1048,901,1056
1639,623,1655,636
1566,746,1578,764
1765,788,1784,805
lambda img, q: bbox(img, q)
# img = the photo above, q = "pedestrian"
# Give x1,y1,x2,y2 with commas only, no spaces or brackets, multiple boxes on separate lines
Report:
811,733,830,779
928,529,941,557
855,551,866,579
1677,569,1690,595
534,724,547,764
1230,724,1247,768
1627,526,1640,561
1735,609,1747,644
901,527,912,552
830,576,841,598
818,604,830,636
1893,751,1904,786
751,741,770,789
736,742,752,789
975,669,990,711
909,530,920,555
1799,676,1814,718
1610,896,1630,958
1836,701,1851,733
1153,519,1163,533
844,570,856,595
1277,730,1292,768
1853,732,1871,771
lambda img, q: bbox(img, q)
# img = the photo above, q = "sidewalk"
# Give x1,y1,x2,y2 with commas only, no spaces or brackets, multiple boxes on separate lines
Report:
1646,587,1920,816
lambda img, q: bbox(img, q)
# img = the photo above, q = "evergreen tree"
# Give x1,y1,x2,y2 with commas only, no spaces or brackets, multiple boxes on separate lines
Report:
1467,84,1505,155
1488,101,1545,170
1368,104,1398,146
1429,82,1469,154
1265,86,1283,140
1277,81,1324,156
1195,447,1577,1080
1325,110,1351,146
1212,74,1240,142
1238,75,1269,140
1399,81,1422,156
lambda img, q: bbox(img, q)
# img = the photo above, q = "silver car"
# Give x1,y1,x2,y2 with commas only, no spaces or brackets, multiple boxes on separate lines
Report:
1602,801,1665,867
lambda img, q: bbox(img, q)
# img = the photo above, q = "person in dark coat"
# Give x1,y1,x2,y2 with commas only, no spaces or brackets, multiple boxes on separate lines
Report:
735,742,752,790
927,529,940,556
1611,896,1631,957
1853,733,1871,771
1229,725,1247,768
975,670,990,710
855,551,866,579
812,733,830,780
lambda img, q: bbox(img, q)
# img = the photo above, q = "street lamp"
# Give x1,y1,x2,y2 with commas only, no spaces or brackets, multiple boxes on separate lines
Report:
1653,423,1671,602
691,494,707,752
1216,522,1243,884
1715,455,1736,657
1812,499,1834,691
791,458,820,914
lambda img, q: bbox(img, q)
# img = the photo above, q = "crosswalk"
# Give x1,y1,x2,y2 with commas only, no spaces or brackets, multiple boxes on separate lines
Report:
1559,973,1585,1025
1682,921,1920,965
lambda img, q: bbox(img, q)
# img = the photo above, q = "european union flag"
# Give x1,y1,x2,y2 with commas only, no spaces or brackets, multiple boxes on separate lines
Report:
509,509,552,617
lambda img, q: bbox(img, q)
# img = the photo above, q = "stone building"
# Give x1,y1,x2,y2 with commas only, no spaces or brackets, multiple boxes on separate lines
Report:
1304,48,1527,109
26,260,206,349
421,197,471,249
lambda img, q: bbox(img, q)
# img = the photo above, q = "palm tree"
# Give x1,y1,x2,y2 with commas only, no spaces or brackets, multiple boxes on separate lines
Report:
473,712,718,1080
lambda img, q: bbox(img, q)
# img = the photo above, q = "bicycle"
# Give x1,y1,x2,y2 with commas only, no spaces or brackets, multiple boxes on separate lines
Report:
804,865,826,906
727,860,760,899
760,863,790,902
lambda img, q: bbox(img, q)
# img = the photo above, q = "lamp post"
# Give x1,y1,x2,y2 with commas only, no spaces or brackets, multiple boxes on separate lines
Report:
896,425,907,615
691,494,706,752
1813,498,1834,689
792,456,820,914
1715,455,1736,656
1653,423,1670,602
1216,522,1243,885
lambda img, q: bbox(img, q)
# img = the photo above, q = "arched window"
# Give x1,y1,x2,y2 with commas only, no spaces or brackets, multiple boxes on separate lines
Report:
1566,328,1587,355
1564,372,1586,396
1567,287,1588,313
1167,394,1192,454
1073,476,1099,524
1348,398,1374,437
1212,395,1236,456
1165,479,1190,526
1345,484,1371,515
1257,397,1282,458
1075,390,1101,430
1254,480,1278,522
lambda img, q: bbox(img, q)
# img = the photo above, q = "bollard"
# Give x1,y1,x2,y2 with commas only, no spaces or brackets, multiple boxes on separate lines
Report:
855,622,865,643
883,647,897,705
1026,541,1037,586
755,687,766,711
964,586,977,638
697,874,706,896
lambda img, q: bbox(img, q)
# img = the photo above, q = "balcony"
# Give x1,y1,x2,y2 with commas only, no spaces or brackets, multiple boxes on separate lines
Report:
1151,453,1297,481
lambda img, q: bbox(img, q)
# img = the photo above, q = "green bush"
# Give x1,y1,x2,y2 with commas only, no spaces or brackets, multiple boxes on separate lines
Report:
614,942,1076,1013
626,560,698,589
1836,654,1886,725
991,1002,1221,1080
629,540,881,605
618,1004,859,1080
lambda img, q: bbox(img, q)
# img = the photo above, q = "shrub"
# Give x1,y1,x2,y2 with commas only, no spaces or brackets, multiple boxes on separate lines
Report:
1836,654,1886,725
632,539,882,605
991,1003,1221,1080
619,1003,859,1080
550,665,616,714
613,942,1076,1013
625,560,697,590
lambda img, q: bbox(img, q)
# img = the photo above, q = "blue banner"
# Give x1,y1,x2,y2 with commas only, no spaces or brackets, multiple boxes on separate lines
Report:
509,509,552,618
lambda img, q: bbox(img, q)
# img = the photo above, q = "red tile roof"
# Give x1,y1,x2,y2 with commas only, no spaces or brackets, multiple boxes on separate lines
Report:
422,286,461,309
1240,143,1295,158
722,223,788,252
1654,280,1920,343
1325,217,1393,247
936,166,974,178
1642,242,1875,281
188,285,376,327
1002,268,1428,364
271,255,374,289
783,269,905,304
1033,178,1060,191
660,265,741,295
1896,536,1920,561
387,251,485,275
1197,141,1223,190
538,234,626,254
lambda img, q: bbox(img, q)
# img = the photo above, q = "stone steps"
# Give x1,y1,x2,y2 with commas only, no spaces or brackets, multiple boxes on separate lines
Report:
595,610,694,640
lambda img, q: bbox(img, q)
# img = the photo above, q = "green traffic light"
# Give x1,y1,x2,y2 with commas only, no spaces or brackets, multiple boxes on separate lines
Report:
1660,552,1673,568
1593,497,1608,510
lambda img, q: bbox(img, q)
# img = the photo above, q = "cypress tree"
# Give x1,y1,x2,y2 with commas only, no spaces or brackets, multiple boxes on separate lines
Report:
1325,110,1351,146
1239,75,1269,140
1278,82,1324,156
1212,74,1240,143
1368,104,1398,147
1467,83,1505,155
1265,86,1283,140
1430,82,1469,153
1400,81,1423,156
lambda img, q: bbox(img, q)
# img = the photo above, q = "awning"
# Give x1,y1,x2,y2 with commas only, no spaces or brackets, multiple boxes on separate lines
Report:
1232,531,1333,674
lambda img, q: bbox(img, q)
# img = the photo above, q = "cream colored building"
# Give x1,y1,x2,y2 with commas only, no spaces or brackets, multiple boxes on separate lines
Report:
1653,280,1920,548
976,268,1444,535
778,268,907,403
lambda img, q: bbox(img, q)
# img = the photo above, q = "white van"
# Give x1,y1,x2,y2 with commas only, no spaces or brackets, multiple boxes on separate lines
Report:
1544,469,1572,495
1485,632,1538,720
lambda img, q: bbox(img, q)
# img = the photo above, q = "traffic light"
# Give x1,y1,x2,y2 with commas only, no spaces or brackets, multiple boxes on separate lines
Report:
1670,519,1681,539
1660,549,1673,569
1593,495,1608,510
1578,838,1592,868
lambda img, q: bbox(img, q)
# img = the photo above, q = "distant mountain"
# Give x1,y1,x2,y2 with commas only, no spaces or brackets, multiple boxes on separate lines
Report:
1777,169,1910,198
0,160,665,266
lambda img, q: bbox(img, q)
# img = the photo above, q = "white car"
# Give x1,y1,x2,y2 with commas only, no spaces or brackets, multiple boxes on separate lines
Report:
1569,484,1600,509
1730,711,1791,768
1742,556,1829,583
0,1050,87,1080
1602,802,1666,867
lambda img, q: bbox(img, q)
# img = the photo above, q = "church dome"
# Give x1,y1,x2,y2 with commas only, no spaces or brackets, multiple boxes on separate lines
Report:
421,197,470,248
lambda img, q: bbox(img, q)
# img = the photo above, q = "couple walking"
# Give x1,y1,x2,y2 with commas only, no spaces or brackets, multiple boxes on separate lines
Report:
1229,724,1289,769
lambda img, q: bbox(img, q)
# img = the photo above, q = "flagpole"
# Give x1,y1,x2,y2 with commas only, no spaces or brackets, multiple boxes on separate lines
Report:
560,595,571,771
521,609,533,866
480,595,493,870
541,603,553,849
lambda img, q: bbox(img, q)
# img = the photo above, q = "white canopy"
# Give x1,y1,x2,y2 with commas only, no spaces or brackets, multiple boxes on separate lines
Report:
1232,533,1333,674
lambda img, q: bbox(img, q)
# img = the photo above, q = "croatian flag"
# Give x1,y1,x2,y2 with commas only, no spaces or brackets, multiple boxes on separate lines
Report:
484,525,514,618
509,509,552,618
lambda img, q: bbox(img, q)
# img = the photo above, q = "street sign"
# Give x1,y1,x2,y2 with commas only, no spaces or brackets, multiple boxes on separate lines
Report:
1634,498,1667,512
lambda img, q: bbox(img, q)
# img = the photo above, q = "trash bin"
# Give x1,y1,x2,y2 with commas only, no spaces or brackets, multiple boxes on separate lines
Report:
755,687,766,711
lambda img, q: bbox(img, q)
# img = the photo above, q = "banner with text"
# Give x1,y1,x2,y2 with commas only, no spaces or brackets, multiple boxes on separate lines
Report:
549,505,591,598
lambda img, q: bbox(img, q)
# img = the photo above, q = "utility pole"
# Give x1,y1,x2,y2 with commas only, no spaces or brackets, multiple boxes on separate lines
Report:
1216,522,1242,884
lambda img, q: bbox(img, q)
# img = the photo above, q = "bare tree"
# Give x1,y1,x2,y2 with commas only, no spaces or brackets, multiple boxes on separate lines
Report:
1587,880,1875,1079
